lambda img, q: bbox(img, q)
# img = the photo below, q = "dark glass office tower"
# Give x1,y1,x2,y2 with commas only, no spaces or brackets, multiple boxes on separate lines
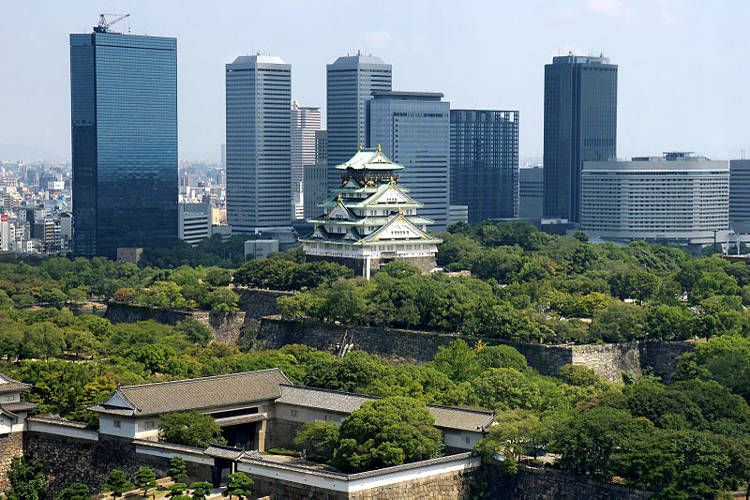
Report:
450,110,519,223
326,53,391,191
70,30,177,258
543,54,617,223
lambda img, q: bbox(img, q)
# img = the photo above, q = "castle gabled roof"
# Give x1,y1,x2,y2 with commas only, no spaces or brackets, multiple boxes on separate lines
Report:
361,214,442,245
89,368,291,417
0,371,31,394
335,149,403,171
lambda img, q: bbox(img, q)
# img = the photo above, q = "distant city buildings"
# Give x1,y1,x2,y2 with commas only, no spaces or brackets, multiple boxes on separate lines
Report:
225,55,292,233
326,53,392,192
290,102,322,220
70,29,178,258
178,201,212,246
580,153,729,245
543,54,617,223
304,130,328,220
729,160,750,233
369,91,451,230
450,110,519,223
519,165,544,220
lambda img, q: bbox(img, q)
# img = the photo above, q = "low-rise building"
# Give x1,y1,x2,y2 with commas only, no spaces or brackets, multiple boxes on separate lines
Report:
581,153,729,245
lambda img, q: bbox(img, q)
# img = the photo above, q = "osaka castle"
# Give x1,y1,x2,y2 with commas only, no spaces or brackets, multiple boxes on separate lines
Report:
300,147,441,278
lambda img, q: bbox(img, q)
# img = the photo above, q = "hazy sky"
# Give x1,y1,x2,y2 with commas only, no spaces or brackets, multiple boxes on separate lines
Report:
1,0,748,162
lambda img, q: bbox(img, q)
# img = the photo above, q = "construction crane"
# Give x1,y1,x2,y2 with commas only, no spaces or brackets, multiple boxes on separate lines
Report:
94,13,130,33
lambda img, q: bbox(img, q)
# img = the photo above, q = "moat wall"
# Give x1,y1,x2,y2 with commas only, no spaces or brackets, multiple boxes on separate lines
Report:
254,318,694,382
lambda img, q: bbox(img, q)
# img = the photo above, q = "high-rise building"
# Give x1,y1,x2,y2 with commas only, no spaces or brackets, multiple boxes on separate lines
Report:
730,160,750,233
369,91,450,230
70,30,178,258
450,110,519,223
291,102,322,220
580,153,729,245
179,201,212,246
543,54,617,223
225,55,292,233
519,165,544,220
326,53,391,191
304,130,329,220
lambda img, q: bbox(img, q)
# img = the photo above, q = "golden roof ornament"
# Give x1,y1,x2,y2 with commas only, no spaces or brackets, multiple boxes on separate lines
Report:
378,144,382,152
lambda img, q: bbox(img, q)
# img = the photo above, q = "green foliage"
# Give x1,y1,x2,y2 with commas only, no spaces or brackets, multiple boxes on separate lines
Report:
234,258,353,290
223,472,254,499
589,301,646,342
56,482,90,500
159,410,227,448
135,466,156,497
558,364,601,387
674,335,750,402
167,482,188,498
169,455,188,483
104,468,134,497
5,455,46,500
204,267,232,287
189,481,213,500
472,368,542,411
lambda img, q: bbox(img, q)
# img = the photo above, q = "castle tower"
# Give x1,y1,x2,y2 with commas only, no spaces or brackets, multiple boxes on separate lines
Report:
300,148,441,278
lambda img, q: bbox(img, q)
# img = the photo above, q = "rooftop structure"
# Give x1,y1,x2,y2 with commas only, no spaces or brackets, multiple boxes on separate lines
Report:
300,148,442,277
0,371,38,435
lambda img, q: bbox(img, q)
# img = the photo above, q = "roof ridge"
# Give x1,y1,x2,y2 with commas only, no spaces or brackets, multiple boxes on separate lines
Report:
280,384,495,416
121,367,287,390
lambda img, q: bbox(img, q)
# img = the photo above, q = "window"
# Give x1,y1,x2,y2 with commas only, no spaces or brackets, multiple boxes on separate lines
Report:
113,419,121,428
465,436,471,444
290,409,298,417
145,421,155,430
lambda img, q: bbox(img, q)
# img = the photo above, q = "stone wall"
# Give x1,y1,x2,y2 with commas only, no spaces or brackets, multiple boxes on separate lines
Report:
255,318,694,383
265,418,304,451
350,468,474,500
22,433,210,497
103,302,191,325
0,432,23,490
482,464,651,500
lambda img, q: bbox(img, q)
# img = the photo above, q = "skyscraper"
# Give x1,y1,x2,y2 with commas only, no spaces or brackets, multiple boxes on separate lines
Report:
543,54,617,223
450,110,519,223
369,91,450,230
70,30,177,258
730,159,750,232
290,101,322,220
304,130,328,220
326,53,391,191
225,55,291,233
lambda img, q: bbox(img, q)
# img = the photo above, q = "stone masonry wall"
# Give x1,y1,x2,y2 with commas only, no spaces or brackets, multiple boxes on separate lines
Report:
22,433,210,497
0,432,23,490
255,318,693,382
350,468,475,500
483,464,651,499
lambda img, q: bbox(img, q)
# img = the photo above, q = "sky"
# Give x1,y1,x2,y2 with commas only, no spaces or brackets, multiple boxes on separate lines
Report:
0,0,748,163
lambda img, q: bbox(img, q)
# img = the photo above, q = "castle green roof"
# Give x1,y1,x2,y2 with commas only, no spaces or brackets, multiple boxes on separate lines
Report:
335,148,403,171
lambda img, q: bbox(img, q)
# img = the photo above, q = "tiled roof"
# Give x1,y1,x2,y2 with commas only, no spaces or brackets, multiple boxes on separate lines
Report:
335,149,403,171
0,372,31,394
90,368,290,416
276,385,494,432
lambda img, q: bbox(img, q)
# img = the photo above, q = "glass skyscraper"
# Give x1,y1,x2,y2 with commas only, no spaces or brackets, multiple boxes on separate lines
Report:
450,110,520,223
369,91,450,231
225,55,292,233
326,53,391,191
70,30,177,258
543,54,617,223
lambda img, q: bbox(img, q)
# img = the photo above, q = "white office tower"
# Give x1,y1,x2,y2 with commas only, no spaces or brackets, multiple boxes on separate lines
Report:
226,55,292,233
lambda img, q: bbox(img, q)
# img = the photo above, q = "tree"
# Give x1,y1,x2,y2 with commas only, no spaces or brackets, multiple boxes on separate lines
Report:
474,409,550,462
432,339,479,382
135,467,157,499
551,407,642,480
205,288,239,313
330,397,442,472
205,268,232,287
558,364,601,387
176,318,213,346
294,420,340,459
5,455,46,500
472,368,542,411
189,481,213,500
169,455,188,483
56,482,90,500
476,344,528,373
104,469,133,498
167,482,188,498
223,472,254,499
159,410,227,448
589,301,646,342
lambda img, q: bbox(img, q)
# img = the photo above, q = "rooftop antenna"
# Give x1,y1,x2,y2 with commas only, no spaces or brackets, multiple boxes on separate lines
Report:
94,13,130,34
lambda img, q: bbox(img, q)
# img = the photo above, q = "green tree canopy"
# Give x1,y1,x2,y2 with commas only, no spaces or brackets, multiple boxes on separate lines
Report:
159,410,227,448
